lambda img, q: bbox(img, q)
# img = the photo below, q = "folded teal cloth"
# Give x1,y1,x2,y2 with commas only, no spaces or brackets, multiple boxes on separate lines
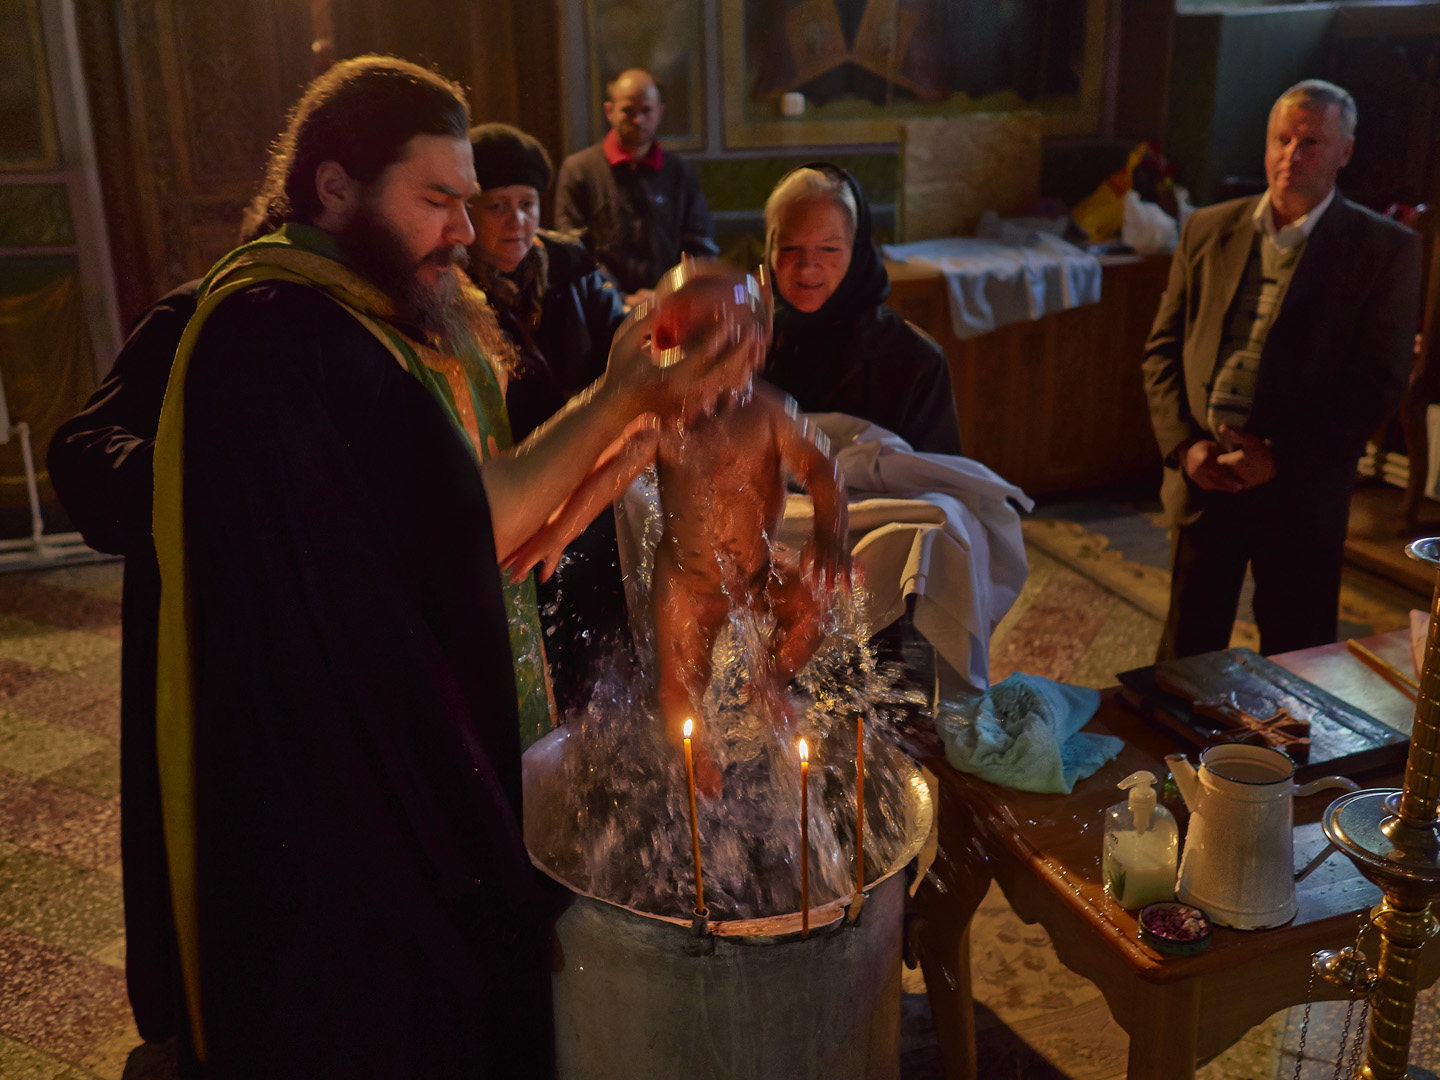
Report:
935,674,1121,794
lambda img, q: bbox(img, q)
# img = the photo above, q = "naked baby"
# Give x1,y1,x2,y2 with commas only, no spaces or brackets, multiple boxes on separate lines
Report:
506,263,849,791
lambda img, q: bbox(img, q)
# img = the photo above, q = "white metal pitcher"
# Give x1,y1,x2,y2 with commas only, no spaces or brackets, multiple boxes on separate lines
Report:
1164,744,1358,929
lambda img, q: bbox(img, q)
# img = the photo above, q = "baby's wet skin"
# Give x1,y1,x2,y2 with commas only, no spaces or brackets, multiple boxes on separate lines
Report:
655,395,786,584
652,385,845,790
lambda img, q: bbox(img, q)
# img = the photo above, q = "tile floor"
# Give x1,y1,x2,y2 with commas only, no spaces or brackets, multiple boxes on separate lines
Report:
0,561,137,1080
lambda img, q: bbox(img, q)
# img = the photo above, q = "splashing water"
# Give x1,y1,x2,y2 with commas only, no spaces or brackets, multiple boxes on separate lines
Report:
526,560,931,921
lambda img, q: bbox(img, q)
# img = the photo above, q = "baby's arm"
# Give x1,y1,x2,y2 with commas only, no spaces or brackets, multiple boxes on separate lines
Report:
503,413,659,583
768,393,849,589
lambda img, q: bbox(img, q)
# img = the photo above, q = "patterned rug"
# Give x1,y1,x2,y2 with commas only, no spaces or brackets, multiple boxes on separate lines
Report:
0,520,1433,1080
1021,499,1419,651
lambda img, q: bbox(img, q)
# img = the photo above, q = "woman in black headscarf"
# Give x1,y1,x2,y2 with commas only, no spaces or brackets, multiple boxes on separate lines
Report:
467,123,633,713
764,163,963,455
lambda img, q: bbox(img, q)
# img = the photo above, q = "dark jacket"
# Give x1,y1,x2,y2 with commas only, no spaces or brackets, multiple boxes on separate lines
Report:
765,163,963,456
501,231,626,442
1142,192,1420,525
769,305,962,456
50,282,199,558
482,231,633,712
554,142,718,295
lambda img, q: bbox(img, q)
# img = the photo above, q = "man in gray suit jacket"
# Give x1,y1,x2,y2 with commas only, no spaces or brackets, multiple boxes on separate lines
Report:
1143,79,1420,660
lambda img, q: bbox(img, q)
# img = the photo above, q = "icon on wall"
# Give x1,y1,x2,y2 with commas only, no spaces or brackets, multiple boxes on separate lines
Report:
727,0,1104,148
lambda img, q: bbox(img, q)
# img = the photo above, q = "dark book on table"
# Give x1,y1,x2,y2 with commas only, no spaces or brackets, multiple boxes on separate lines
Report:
1117,648,1408,781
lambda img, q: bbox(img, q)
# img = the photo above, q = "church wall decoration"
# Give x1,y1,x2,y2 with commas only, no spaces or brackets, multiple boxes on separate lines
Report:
722,0,1107,149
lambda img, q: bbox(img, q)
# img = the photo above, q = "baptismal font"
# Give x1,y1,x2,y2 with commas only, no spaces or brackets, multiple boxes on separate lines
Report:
1318,537,1440,1077
518,262,935,1080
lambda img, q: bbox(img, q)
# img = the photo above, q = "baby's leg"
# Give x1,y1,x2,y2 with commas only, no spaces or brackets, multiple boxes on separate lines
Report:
725,558,826,733
654,550,731,755
767,553,831,683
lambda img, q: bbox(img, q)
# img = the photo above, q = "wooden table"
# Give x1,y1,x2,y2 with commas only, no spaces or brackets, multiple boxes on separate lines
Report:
908,630,1431,1079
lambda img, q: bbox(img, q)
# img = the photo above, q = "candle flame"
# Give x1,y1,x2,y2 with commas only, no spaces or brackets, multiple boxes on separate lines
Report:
799,737,809,762
683,718,693,739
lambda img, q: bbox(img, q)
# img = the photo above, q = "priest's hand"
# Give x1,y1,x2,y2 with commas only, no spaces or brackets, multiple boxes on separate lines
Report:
1215,426,1276,489
501,414,660,583
483,297,763,566
603,297,767,424
1182,438,1245,493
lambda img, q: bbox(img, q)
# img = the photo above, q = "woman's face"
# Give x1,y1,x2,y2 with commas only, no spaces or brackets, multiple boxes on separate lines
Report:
471,184,541,273
771,198,853,313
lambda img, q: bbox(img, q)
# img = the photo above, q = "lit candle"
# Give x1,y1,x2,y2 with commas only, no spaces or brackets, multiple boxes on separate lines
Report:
800,736,810,939
683,719,705,916
855,713,865,896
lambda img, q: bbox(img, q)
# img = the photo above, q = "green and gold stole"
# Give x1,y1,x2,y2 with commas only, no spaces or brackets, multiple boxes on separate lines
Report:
152,222,551,1059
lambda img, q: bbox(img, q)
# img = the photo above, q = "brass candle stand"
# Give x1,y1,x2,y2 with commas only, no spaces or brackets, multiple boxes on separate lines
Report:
1319,537,1440,1078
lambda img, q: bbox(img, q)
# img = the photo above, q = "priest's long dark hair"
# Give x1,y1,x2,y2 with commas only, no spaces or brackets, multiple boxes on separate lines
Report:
764,162,891,404
239,55,469,243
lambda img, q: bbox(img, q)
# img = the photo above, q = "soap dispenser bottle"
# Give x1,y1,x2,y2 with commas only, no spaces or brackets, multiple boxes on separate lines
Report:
1103,770,1178,910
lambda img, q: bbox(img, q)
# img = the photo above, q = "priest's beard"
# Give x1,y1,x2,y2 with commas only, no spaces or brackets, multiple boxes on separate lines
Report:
336,206,516,378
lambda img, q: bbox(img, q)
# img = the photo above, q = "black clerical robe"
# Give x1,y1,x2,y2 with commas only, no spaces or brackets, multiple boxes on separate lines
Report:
164,278,556,1078
48,282,200,1046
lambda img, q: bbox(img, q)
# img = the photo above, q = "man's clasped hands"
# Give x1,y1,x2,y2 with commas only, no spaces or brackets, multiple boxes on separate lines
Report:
1182,425,1278,493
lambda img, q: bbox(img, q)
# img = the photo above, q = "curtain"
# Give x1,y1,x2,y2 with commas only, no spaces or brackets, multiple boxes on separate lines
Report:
0,268,97,508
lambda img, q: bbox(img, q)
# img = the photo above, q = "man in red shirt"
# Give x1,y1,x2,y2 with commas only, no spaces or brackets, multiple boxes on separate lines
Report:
555,68,717,306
